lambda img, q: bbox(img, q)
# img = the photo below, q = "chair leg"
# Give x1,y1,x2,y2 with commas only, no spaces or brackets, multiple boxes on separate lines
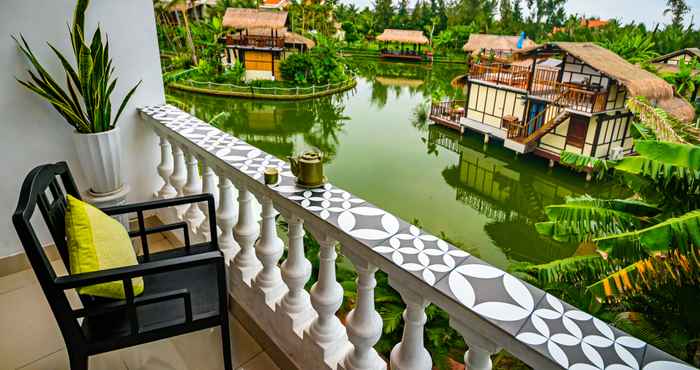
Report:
221,316,233,370
68,351,88,370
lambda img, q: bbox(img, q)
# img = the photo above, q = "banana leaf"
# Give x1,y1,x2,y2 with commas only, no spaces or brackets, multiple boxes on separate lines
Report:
594,210,700,258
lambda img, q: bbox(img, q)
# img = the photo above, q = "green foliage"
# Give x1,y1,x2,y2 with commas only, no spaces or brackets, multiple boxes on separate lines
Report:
280,37,348,85
15,0,140,133
661,57,700,100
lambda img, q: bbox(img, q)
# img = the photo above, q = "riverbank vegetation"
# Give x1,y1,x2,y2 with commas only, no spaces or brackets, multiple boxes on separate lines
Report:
511,97,700,363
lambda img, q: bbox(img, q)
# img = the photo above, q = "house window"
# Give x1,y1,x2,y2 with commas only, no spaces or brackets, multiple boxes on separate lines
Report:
566,115,588,148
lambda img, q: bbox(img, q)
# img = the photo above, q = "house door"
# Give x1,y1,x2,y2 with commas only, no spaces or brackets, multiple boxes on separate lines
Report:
566,115,588,149
527,101,546,135
244,51,273,73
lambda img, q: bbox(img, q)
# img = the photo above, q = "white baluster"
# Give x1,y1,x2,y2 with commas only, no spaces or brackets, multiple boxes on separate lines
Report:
155,134,176,199
279,214,313,316
182,149,204,223
307,233,346,347
197,158,217,237
170,143,186,197
215,174,237,253
343,253,385,370
389,279,432,370
450,317,500,370
252,196,286,305
232,183,261,285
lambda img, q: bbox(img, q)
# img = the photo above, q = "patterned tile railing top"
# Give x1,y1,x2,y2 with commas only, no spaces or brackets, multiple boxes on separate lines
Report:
139,104,696,370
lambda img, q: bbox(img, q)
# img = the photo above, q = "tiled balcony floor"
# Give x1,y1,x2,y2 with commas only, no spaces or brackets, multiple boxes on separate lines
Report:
0,234,279,370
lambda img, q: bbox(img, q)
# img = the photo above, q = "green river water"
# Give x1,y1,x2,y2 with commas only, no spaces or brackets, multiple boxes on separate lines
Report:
167,60,620,270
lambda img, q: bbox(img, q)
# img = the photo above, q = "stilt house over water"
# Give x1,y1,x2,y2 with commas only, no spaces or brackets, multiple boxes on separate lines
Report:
433,41,696,164
222,8,315,81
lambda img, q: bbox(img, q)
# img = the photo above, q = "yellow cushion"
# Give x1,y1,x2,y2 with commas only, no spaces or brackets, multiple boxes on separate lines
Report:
65,195,144,299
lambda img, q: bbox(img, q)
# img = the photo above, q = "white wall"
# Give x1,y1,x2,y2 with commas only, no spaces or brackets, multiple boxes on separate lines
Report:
0,0,165,257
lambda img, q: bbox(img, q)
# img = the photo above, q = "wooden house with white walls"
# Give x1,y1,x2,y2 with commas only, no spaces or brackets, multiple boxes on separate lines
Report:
222,8,315,81
433,42,696,164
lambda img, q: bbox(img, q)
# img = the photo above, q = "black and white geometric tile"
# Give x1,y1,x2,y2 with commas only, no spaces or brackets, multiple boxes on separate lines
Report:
641,343,697,370
516,293,648,370
372,225,470,285
435,257,545,336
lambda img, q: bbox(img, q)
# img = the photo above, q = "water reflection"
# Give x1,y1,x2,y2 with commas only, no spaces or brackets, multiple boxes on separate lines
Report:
168,90,350,160
427,125,622,263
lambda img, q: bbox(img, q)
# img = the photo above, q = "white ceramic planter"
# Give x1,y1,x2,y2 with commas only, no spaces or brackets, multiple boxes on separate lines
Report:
72,127,124,195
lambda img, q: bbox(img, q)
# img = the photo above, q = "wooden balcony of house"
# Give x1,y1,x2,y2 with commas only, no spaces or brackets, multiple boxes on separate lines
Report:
468,63,532,90
226,34,285,50
530,80,609,113
429,100,466,131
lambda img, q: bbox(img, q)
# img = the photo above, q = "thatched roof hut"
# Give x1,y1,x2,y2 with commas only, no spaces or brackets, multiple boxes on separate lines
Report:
376,29,429,45
517,42,673,100
284,32,315,49
651,48,700,64
463,34,536,53
222,8,288,30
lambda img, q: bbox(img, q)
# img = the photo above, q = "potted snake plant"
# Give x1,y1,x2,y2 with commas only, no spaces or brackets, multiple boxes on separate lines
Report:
13,0,140,195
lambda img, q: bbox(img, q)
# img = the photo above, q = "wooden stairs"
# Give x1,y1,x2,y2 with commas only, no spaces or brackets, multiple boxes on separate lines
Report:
504,91,572,154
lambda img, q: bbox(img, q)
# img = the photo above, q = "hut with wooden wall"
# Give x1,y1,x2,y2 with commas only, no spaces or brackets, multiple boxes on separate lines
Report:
222,8,314,80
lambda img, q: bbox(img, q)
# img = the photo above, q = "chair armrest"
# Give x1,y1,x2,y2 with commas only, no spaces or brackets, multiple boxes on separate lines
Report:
54,251,223,290
100,193,214,216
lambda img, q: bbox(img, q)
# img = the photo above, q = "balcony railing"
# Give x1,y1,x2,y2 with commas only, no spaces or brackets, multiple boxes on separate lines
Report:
430,100,465,122
531,80,609,113
226,34,285,49
139,104,692,370
469,63,531,90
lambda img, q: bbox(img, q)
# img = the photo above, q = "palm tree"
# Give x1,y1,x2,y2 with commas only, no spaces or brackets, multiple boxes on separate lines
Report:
166,0,198,65
664,0,691,27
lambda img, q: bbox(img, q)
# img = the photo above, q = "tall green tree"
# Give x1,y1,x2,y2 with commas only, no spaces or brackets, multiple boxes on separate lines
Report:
665,0,691,27
374,0,395,31
395,0,411,27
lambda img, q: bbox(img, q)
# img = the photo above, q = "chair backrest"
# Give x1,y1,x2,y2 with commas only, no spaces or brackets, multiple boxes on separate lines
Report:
12,162,85,346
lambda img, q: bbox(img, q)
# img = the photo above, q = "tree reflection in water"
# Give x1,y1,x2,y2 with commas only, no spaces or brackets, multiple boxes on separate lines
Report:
167,89,349,161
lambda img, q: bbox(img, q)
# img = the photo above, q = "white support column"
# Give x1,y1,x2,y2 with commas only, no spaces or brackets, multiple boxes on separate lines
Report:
278,214,314,335
155,134,176,199
252,196,286,306
197,158,217,238
389,278,432,370
182,150,204,225
342,253,385,370
169,143,186,197
449,317,501,370
232,182,261,285
215,174,238,255
304,232,350,369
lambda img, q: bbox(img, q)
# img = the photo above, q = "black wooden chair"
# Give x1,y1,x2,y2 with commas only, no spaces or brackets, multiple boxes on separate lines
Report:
12,162,232,370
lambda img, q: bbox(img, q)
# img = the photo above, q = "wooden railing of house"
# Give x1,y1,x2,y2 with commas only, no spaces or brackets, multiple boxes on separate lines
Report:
430,100,466,123
530,80,609,113
468,63,531,90
227,34,285,49
139,104,693,370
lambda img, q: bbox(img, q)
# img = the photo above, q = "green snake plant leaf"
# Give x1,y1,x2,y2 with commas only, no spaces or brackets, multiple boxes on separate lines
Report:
113,80,142,128
14,0,139,133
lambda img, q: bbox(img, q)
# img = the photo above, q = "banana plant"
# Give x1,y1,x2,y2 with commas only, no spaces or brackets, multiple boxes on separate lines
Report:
14,0,141,134
527,138,700,308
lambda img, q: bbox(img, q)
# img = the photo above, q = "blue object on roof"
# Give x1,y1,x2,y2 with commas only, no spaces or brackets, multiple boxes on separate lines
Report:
517,31,526,49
